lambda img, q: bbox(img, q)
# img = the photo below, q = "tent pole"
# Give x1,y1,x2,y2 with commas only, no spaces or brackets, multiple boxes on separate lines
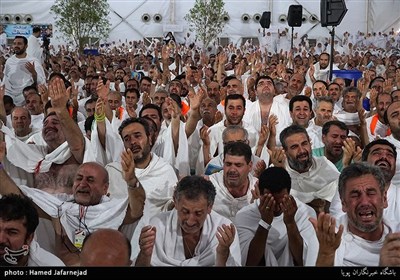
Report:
291,26,294,50
329,26,335,81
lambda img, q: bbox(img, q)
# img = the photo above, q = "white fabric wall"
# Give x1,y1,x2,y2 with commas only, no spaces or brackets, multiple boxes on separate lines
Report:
1,0,399,46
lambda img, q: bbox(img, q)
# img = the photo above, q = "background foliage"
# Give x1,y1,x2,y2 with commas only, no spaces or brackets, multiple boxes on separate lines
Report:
184,0,228,48
50,0,111,52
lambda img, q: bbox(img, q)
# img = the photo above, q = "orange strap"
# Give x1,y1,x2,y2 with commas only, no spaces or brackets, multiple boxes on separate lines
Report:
181,101,190,116
370,114,391,136
68,106,74,118
117,107,124,119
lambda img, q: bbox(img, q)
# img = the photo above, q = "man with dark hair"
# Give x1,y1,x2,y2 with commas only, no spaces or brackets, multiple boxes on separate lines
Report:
201,94,258,165
305,52,338,87
27,26,43,63
289,95,322,149
280,124,340,216
3,35,46,106
384,100,400,187
365,92,392,141
102,117,178,260
135,175,241,266
209,141,258,221
0,194,65,266
235,167,318,266
312,120,350,171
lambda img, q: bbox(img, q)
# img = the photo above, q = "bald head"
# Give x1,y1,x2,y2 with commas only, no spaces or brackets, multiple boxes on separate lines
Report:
80,229,132,266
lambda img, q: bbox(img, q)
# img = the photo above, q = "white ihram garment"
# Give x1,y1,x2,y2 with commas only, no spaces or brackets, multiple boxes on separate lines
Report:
143,209,242,266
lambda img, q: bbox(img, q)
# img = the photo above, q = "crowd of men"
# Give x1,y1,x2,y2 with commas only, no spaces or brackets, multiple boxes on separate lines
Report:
1,27,400,267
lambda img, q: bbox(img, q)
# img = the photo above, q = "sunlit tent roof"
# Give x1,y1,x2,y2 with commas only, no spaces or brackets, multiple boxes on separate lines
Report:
1,0,400,46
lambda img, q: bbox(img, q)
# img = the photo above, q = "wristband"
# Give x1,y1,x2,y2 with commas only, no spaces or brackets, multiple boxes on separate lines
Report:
259,219,272,231
94,112,106,122
0,162,3,170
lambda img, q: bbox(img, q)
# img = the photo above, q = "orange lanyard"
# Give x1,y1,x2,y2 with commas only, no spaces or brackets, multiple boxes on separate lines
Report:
370,114,391,136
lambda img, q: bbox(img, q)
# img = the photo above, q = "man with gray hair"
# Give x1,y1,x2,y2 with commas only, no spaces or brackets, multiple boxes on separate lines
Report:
310,162,400,266
204,125,265,176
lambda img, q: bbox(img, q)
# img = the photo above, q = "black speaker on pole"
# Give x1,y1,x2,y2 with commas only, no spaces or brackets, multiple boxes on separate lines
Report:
320,0,348,27
287,5,303,27
259,11,271,29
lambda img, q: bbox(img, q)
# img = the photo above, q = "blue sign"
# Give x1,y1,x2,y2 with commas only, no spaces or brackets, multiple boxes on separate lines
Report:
4,24,32,38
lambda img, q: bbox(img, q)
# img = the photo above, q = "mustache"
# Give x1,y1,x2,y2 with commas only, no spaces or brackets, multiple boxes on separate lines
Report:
44,127,58,134
375,159,391,167
296,152,309,160
130,144,141,151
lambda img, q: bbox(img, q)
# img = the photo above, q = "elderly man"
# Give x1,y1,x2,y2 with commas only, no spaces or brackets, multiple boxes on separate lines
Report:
0,139,143,266
135,175,242,266
6,106,40,142
80,228,132,266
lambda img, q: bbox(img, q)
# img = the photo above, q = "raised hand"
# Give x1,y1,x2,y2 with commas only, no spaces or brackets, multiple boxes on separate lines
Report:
281,195,297,225
259,193,275,225
309,212,344,266
48,77,69,112
216,223,236,266
96,79,110,101
138,225,156,257
268,147,286,167
121,148,137,187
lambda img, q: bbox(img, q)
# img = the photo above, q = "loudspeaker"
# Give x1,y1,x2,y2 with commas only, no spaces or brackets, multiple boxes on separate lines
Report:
278,14,287,23
142,13,150,22
24,14,33,23
14,14,23,23
253,13,261,22
259,11,271,29
3,14,12,23
287,5,303,27
153,14,162,23
309,14,319,23
241,14,250,23
320,0,348,27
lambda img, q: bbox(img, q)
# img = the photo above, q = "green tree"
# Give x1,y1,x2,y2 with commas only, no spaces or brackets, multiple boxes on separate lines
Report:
50,0,111,52
184,0,228,48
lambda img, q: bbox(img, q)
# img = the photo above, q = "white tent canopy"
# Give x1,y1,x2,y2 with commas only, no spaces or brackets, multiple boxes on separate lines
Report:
1,0,400,46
